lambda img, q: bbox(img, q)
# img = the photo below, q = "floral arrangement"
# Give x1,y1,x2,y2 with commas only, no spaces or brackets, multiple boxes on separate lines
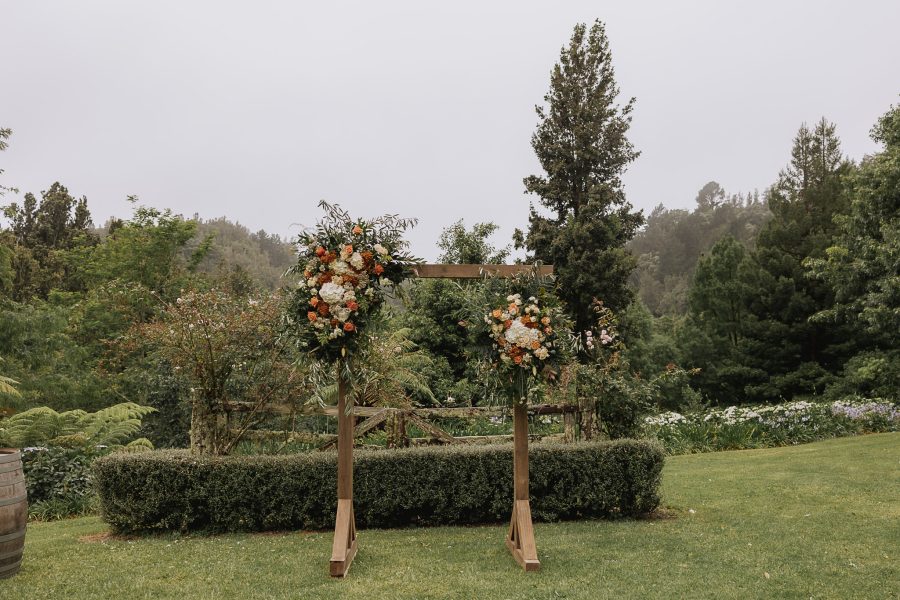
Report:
484,293,563,381
286,201,418,362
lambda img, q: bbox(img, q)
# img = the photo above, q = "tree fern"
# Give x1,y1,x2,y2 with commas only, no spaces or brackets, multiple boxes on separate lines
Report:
0,375,20,397
0,402,156,448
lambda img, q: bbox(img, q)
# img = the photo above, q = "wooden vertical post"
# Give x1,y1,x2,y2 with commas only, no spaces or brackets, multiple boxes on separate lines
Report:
330,372,358,577
506,401,540,571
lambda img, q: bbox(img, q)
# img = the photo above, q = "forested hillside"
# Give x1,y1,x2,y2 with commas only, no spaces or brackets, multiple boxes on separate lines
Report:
627,183,770,316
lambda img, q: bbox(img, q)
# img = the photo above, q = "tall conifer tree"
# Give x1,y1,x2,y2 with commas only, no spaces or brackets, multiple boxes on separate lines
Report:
741,118,853,400
517,20,643,331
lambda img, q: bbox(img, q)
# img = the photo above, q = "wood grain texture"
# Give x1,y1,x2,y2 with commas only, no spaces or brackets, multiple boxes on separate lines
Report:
410,264,554,279
505,403,540,571
330,374,358,577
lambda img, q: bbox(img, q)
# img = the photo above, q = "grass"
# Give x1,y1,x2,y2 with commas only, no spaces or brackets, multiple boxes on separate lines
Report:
4,433,898,599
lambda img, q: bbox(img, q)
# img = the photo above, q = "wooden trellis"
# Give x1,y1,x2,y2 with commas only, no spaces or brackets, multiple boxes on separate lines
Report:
329,263,554,577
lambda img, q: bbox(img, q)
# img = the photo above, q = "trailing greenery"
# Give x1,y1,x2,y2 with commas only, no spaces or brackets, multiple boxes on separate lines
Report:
93,439,663,533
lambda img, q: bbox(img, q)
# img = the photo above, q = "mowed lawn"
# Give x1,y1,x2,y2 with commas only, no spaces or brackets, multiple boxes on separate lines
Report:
3,434,898,600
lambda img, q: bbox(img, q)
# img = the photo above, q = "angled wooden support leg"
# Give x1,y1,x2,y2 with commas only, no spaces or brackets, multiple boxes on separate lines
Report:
506,401,540,572
330,374,358,577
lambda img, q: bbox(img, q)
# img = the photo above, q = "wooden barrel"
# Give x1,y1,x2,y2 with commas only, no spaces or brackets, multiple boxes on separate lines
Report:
0,449,26,579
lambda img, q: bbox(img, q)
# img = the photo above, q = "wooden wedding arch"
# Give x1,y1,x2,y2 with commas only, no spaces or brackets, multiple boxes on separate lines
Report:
329,263,554,577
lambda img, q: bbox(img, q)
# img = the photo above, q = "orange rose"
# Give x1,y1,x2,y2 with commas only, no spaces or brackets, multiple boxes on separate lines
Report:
541,316,551,325
374,264,384,275
504,320,513,328
531,341,541,350
315,246,326,257
492,309,502,319
309,297,320,307
307,311,317,322
347,300,359,311
303,270,311,278
352,225,363,234
513,355,523,364
344,245,353,255
343,322,355,332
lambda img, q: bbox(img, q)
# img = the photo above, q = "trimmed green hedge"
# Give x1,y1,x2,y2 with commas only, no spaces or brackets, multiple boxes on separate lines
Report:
93,440,664,533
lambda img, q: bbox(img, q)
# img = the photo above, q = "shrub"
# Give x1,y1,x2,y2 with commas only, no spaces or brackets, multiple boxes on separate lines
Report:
21,446,97,504
93,440,664,534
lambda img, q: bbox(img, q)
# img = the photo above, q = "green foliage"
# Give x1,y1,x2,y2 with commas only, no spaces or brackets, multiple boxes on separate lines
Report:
188,217,296,290
437,219,510,264
93,439,664,533
74,202,197,295
0,373,20,397
134,289,302,455
21,446,98,504
1,182,97,300
805,104,900,399
680,236,767,401
349,326,438,406
736,118,854,401
517,20,643,330
0,402,155,448
399,278,472,381
629,184,770,316
0,127,16,198
28,494,97,521
0,300,109,412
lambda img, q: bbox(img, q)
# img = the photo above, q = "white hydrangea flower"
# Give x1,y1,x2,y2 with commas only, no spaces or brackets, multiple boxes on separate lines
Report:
374,243,388,255
505,319,539,347
332,260,350,275
349,252,364,270
319,282,346,305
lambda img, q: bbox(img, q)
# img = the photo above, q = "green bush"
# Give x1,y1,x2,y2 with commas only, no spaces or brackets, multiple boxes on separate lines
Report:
93,440,664,534
22,446,97,504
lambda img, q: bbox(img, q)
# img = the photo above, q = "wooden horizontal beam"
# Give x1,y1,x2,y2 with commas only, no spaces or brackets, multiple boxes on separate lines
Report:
410,433,551,446
233,403,580,417
410,264,554,279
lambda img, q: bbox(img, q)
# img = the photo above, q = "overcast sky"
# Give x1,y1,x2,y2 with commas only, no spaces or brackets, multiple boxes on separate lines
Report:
2,1,899,260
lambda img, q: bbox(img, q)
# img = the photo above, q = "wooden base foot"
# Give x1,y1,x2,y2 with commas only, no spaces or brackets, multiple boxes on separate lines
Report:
329,499,358,577
506,499,540,571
